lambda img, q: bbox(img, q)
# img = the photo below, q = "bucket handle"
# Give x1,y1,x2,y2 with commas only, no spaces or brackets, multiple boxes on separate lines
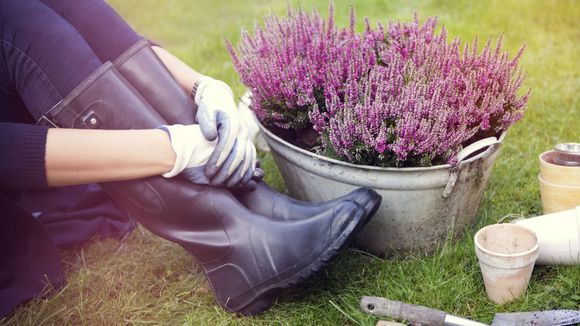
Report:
456,136,502,164
442,136,502,198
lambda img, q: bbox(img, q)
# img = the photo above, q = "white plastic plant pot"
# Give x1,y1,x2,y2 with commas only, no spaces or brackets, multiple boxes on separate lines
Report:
514,206,580,265
474,224,540,304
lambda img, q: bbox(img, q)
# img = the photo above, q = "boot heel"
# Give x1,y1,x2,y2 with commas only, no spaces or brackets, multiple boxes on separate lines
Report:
235,289,281,316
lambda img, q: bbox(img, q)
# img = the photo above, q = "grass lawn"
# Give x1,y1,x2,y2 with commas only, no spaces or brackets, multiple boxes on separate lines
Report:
3,0,579,325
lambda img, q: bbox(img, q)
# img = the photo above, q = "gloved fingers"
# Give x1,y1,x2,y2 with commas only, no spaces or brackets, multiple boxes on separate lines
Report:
239,179,258,191
216,111,239,167
240,165,254,186
224,157,247,188
195,104,218,141
222,124,250,179
223,134,253,188
210,139,245,186
180,166,211,185
236,130,254,178
209,141,237,186
252,167,265,182
231,164,258,190
240,145,257,185
204,111,236,178
226,126,247,176
233,162,262,190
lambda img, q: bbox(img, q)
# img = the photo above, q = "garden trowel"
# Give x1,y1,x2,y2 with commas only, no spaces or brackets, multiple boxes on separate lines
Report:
360,296,580,326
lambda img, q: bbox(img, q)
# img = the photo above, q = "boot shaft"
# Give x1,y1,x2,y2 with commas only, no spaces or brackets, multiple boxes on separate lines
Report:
40,62,163,130
113,39,197,125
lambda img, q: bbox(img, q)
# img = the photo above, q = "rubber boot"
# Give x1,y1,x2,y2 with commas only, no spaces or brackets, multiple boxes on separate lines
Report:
39,62,365,315
112,40,382,224
234,183,381,222
113,39,197,125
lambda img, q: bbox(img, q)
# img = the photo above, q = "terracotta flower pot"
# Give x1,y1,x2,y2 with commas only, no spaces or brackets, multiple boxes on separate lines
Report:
474,224,540,304
539,150,580,214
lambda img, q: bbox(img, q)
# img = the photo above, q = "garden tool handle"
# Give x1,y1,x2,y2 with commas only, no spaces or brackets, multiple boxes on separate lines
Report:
360,296,446,325
360,297,488,326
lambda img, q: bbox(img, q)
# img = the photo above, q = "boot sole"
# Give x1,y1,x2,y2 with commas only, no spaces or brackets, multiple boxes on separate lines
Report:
223,206,366,316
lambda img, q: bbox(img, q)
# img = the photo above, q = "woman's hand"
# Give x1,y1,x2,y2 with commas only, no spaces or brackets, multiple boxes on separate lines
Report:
160,124,256,188
193,77,257,187
150,46,260,188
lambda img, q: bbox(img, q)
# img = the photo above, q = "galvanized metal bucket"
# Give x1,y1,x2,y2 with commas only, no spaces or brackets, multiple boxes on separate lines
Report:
257,120,505,257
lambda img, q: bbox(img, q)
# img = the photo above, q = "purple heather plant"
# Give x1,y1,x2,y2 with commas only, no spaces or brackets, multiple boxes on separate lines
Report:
227,5,530,167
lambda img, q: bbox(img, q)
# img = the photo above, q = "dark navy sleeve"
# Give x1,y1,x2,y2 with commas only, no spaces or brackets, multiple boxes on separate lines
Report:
0,123,49,188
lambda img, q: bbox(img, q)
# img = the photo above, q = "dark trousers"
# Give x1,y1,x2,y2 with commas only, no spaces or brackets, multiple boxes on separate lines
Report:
0,0,142,120
0,0,144,317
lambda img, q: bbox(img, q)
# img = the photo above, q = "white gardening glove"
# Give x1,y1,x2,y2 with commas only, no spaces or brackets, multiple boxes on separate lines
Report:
159,124,253,188
193,76,257,187
238,90,270,152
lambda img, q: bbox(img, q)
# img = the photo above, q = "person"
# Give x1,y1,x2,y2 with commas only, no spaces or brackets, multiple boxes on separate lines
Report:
0,0,381,317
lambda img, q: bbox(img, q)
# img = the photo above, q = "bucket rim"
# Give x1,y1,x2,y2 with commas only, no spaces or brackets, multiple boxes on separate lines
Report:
257,119,506,172
474,224,540,258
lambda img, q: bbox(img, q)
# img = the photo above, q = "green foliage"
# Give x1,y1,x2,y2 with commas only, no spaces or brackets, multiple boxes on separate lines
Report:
3,0,578,325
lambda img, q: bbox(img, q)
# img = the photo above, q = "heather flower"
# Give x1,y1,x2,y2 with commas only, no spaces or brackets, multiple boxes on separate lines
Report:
228,4,530,167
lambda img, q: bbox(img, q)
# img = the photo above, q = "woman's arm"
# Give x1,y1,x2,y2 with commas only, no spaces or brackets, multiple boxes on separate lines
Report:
152,46,202,95
44,48,192,187
45,128,175,187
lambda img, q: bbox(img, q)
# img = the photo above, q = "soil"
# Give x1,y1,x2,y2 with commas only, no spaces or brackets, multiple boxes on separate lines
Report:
267,123,321,151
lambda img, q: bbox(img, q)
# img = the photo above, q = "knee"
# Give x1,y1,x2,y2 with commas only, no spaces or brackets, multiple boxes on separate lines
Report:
0,1,59,43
